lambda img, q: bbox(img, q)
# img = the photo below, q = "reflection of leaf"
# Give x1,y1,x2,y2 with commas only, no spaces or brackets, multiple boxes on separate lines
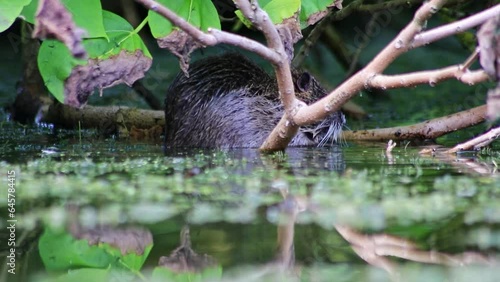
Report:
158,226,217,273
0,0,31,33
21,0,107,39
39,226,154,273
75,226,154,272
152,266,223,282
53,268,110,282
39,229,115,271
148,0,220,38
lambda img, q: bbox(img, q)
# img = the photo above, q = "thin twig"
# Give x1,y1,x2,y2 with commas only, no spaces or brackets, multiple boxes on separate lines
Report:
412,4,500,48
369,67,489,89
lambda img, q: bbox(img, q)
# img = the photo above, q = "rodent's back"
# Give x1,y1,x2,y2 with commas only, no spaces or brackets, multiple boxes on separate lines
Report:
167,53,276,101
165,53,281,148
164,53,344,148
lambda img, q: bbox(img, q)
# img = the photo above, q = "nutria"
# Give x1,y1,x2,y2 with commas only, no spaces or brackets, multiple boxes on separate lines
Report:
164,53,345,148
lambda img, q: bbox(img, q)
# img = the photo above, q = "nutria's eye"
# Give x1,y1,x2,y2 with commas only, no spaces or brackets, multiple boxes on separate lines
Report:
296,72,312,92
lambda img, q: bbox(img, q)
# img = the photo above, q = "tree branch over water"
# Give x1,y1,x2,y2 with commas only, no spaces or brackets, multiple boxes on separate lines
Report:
341,105,487,141
135,0,498,151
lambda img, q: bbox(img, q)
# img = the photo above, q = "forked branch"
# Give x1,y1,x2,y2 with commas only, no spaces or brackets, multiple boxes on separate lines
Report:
136,0,497,151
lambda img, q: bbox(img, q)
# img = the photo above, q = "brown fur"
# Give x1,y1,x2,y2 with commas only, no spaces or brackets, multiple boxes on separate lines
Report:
164,53,345,148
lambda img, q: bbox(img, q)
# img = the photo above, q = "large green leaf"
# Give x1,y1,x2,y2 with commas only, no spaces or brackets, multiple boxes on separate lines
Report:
85,11,151,59
38,11,151,103
300,0,336,28
38,39,85,103
263,0,300,24
0,0,31,33
148,0,221,38
236,0,300,26
21,0,107,39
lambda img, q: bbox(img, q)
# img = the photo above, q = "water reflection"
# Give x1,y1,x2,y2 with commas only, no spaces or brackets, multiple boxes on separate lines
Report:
1,128,499,281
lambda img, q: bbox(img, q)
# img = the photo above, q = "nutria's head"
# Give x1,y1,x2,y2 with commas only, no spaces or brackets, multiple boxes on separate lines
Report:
291,71,346,147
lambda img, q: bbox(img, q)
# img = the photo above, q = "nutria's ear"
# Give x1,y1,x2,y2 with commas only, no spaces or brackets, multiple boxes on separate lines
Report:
296,72,312,92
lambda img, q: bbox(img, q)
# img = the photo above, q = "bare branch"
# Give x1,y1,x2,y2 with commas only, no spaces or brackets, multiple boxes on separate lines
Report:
341,105,486,141
292,0,448,126
412,4,500,48
207,29,281,63
369,67,489,89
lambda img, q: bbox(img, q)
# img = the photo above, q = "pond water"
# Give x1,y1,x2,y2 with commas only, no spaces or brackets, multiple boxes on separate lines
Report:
0,122,498,282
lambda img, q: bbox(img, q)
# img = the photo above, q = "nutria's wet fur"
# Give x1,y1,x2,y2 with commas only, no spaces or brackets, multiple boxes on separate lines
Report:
164,53,345,148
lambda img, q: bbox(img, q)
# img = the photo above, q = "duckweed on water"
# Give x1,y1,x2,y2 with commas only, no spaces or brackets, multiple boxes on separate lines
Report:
1,156,498,231
0,138,498,281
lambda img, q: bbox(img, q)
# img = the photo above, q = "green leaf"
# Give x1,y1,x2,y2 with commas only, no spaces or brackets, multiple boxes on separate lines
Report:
0,0,31,33
38,40,86,103
236,0,300,26
300,0,335,28
38,11,151,103
21,0,107,39
148,0,221,38
96,11,151,59
20,0,38,23
38,229,115,271
262,0,300,24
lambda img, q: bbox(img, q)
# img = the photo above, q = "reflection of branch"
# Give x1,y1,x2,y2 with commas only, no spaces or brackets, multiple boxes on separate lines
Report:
275,196,298,270
446,126,500,153
336,225,496,274
341,105,486,141
420,147,498,175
